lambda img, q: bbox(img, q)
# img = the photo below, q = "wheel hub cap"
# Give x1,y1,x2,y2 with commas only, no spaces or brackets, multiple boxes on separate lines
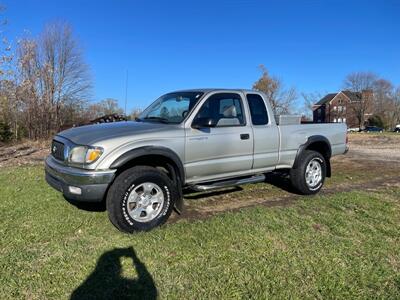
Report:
126,182,164,223
305,159,322,188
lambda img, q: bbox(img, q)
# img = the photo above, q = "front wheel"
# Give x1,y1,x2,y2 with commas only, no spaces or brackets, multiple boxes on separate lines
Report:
290,150,326,195
106,166,176,233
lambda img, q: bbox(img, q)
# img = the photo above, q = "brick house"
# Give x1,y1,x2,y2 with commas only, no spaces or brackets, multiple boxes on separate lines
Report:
312,90,373,128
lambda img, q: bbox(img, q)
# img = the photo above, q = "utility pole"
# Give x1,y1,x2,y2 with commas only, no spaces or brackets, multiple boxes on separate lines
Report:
124,70,128,117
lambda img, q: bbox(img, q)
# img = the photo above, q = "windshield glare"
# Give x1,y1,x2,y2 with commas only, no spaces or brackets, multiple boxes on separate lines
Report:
139,92,204,124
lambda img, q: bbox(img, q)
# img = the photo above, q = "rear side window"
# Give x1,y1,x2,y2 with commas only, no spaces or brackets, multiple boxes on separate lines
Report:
247,94,269,125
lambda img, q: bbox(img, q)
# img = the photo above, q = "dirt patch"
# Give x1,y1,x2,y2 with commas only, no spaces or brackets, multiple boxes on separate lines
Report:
2,133,399,223
343,133,400,162
0,140,50,168
171,175,400,223
169,133,400,223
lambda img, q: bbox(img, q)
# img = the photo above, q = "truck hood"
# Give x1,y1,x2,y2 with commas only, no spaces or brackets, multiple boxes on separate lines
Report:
57,121,175,145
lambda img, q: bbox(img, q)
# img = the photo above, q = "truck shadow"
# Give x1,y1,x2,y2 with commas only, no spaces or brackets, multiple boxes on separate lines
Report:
264,171,299,194
65,196,107,212
66,172,298,211
70,247,157,300
183,186,243,200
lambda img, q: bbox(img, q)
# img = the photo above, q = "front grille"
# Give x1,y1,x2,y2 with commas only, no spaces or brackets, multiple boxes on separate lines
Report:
51,140,65,161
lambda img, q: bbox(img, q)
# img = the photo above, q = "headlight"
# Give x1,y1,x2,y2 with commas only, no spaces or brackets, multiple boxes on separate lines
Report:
69,146,87,163
69,146,103,164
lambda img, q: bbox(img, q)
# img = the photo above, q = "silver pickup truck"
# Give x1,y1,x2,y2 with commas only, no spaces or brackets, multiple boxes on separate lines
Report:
45,89,348,232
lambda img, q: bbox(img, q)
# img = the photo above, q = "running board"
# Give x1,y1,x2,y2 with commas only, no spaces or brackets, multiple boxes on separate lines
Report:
190,174,266,192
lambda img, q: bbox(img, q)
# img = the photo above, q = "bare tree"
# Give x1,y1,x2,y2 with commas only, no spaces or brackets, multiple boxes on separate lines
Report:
16,22,91,139
130,107,142,120
352,95,372,129
300,91,326,120
342,72,377,128
85,98,124,120
99,98,124,115
343,72,398,129
0,5,20,140
385,87,400,129
252,65,297,114
373,79,393,127
343,71,378,92
394,87,400,126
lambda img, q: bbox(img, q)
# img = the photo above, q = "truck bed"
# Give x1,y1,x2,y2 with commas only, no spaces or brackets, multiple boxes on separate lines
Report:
276,122,347,169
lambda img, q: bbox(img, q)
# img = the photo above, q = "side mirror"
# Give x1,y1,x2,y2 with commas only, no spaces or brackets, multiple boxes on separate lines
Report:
191,117,217,129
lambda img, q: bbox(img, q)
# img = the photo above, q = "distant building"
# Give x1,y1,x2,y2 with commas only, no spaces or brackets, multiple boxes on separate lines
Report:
312,90,373,128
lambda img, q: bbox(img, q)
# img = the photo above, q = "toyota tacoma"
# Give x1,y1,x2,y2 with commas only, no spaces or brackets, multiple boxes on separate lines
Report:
45,89,348,232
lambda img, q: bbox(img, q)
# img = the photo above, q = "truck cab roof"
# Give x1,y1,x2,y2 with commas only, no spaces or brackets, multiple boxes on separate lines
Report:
170,88,260,94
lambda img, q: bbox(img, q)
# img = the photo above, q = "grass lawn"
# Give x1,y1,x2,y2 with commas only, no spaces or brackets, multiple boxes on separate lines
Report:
1,166,399,299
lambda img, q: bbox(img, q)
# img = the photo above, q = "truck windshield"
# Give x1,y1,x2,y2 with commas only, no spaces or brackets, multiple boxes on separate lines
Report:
138,92,204,124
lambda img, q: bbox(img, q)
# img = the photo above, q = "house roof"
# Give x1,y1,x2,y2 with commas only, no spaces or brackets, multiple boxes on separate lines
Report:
314,90,362,106
342,90,362,102
314,93,337,106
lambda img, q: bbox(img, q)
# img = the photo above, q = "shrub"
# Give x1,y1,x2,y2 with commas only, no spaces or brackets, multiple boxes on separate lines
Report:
367,115,384,128
0,122,13,142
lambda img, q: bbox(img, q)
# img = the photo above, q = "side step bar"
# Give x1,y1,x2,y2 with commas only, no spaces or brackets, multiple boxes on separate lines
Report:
190,174,266,192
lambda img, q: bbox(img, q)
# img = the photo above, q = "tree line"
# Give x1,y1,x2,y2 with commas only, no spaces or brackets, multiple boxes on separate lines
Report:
342,72,400,129
0,14,399,142
253,66,400,129
0,20,88,141
0,16,140,142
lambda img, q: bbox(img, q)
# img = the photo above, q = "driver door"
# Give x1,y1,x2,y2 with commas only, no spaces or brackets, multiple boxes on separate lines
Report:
184,92,253,182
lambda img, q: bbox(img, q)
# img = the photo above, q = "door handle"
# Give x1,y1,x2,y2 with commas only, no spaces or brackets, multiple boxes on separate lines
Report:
240,133,250,140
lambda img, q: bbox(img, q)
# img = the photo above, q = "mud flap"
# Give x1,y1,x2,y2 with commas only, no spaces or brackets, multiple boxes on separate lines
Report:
173,175,184,214
174,196,183,214
326,159,331,177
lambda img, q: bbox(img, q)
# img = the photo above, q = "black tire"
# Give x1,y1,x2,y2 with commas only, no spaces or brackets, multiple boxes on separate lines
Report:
290,150,326,195
106,166,176,233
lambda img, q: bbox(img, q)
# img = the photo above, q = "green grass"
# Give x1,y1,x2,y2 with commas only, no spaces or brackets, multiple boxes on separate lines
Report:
1,166,399,299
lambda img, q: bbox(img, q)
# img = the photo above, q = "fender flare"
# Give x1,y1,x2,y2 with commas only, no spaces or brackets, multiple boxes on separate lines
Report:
109,146,185,213
293,135,332,177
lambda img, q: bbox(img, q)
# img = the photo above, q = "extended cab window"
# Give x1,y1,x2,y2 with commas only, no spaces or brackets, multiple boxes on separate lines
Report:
247,94,269,125
194,93,245,127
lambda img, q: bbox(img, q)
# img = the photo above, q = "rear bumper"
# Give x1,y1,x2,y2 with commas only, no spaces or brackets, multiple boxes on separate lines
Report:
45,156,116,202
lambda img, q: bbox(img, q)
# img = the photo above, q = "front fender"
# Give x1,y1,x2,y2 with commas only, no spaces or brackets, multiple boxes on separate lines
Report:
109,146,185,182
109,146,185,214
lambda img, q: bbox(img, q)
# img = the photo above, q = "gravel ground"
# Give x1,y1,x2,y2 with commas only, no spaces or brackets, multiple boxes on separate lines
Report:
344,133,400,162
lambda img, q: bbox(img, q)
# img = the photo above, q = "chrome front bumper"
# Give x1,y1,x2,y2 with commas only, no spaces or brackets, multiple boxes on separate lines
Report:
45,156,116,202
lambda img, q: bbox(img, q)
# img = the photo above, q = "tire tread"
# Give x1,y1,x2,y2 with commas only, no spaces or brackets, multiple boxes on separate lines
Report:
290,150,326,195
106,166,176,233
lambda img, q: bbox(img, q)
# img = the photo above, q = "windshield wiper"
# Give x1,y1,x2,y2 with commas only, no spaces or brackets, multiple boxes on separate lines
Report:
142,116,170,123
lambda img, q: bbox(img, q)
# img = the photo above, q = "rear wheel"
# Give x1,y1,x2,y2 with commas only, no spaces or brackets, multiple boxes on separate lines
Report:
290,150,326,195
106,166,176,233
